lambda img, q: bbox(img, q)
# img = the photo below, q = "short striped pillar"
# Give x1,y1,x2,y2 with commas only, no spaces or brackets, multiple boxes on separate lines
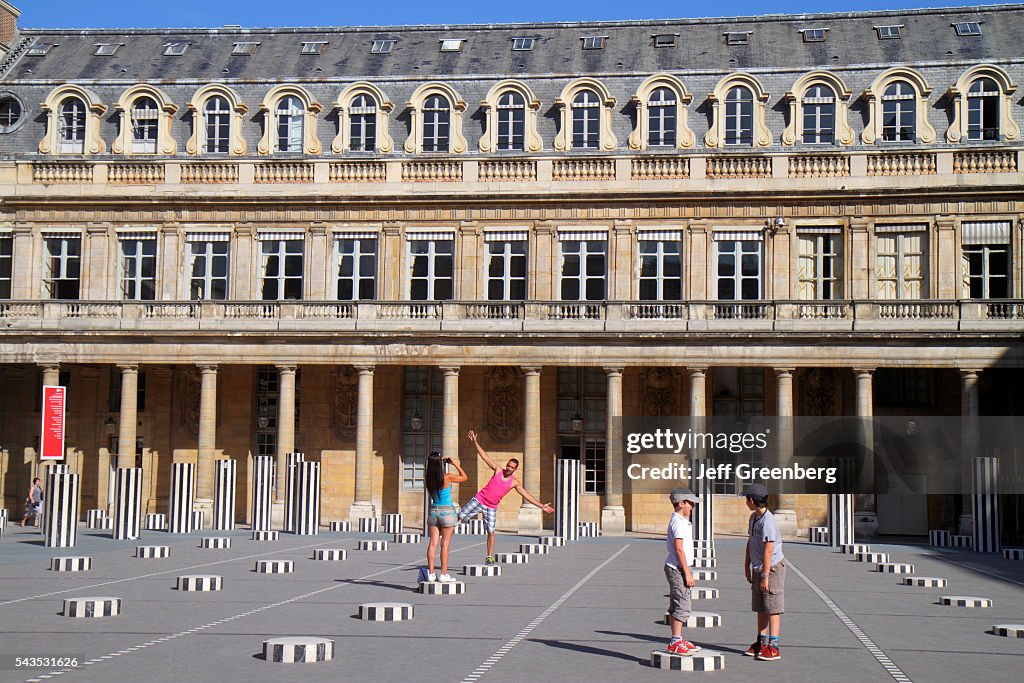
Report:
112,468,143,540
827,494,854,548
213,459,236,531
86,509,107,529
293,460,320,536
973,457,1000,553
929,530,951,547
0,508,7,532
251,455,274,532
144,513,166,531
555,459,581,542
168,462,195,534
284,452,305,533
44,465,79,548
689,457,714,546
383,513,403,534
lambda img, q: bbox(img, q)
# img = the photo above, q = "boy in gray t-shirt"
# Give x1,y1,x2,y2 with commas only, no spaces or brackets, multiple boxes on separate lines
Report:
741,483,785,662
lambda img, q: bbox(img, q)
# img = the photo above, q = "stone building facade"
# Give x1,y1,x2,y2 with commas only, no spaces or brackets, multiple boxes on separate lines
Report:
0,3,1022,540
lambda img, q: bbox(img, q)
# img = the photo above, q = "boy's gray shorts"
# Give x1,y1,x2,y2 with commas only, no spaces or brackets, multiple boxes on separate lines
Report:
751,561,786,615
664,564,692,622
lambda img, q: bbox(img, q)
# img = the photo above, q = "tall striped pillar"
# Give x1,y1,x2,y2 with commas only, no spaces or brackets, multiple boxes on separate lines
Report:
251,455,274,532
169,462,196,534
973,456,1000,553
293,460,321,536
828,494,854,548
689,457,714,545
555,459,581,541
44,465,79,548
214,459,237,531
112,467,143,540
284,452,305,532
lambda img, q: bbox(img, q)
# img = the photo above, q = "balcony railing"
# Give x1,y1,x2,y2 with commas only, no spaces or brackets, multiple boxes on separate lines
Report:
1,299,1020,333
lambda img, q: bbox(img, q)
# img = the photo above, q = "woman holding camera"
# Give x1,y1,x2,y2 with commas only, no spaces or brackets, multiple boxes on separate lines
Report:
425,451,467,582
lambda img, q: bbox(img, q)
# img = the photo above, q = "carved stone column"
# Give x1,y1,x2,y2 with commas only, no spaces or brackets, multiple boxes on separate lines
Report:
601,367,626,535
116,364,139,469
518,366,543,532
194,364,218,527
773,368,798,538
272,365,297,527
350,365,377,521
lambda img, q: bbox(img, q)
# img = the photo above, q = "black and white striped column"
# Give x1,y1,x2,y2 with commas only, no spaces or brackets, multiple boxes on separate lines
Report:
169,462,195,534
689,457,714,546
292,460,320,536
973,456,1000,553
251,455,274,532
214,459,236,531
112,467,143,541
555,459,581,542
44,465,79,548
828,494,854,548
284,452,305,533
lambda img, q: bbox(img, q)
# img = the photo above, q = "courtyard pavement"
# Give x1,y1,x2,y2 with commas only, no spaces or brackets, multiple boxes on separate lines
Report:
0,523,1021,683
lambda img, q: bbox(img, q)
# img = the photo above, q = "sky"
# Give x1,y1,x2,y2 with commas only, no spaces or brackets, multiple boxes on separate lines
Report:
17,0,996,29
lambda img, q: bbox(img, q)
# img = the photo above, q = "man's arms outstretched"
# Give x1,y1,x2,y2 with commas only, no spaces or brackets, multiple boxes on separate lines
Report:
467,429,498,471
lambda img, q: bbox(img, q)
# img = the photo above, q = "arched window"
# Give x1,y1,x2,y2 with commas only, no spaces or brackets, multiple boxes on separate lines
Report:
496,91,525,151
572,89,601,149
882,81,916,141
647,87,677,147
59,97,86,153
967,78,999,141
130,97,159,153
422,95,451,152
801,84,835,144
275,95,305,152
349,94,377,151
724,86,753,145
203,96,231,153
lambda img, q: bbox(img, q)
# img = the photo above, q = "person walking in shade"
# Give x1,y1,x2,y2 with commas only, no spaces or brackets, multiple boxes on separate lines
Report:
460,430,554,565
21,477,42,527
424,451,468,583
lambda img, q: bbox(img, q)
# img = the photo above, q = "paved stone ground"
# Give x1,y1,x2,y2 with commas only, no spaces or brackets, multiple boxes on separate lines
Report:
0,524,1022,683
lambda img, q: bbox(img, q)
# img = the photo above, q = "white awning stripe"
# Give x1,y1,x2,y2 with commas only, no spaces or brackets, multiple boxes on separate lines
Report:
962,221,1010,245
483,231,529,242
796,226,843,234
257,232,306,241
557,231,608,242
185,232,231,242
332,231,378,240
406,231,456,241
712,230,763,241
637,230,683,241
116,231,158,241
875,223,928,233
40,229,83,236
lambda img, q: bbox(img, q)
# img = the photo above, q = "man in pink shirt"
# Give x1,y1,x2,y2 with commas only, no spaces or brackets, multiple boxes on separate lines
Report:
460,430,554,565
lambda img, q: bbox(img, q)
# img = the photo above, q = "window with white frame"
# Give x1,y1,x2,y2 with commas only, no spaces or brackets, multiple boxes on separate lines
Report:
163,42,189,56
559,237,606,301
0,235,12,299
724,86,753,145
962,221,1010,299
496,91,525,151
408,237,454,300
486,237,527,301
335,236,377,300
953,21,981,36
130,97,159,153
349,94,377,151
556,367,607,494
43,236,82,300
714,235,763,300
255,365,279,458
275,96,304,152
203,96,231,153
188,237,229,301
875,227,926,299
876,25,903,40
511,37,535,51
802,84,836,144
647,87,677,147
119,236,157,301
967,78,1000,141
881,81,916,141
637,237,683,300
402,366,443,489
58,97,86,153
571,89,601,149
260,238,304,300
797,230,843,300
801,28,828,42
0,96,22,132
422,95,451,153
300,41,327,55
370,39,395,54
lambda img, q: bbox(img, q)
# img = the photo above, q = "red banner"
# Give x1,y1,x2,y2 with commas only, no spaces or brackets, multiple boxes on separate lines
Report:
40,385,66,460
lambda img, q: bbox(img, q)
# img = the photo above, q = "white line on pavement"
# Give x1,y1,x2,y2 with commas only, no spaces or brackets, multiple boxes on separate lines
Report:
458,544,630,683
788,559,914,683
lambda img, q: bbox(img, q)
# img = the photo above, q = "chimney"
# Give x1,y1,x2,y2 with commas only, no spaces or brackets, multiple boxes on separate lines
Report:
0,1,19,51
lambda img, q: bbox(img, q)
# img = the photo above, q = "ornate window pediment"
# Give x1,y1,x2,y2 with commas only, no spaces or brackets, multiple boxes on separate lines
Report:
257,84,322,155
333,82,394,154
861,68,935,145
39,85,107,155
704,73,771,148
946,64,1019,143
782,71,854,146
553,78,617,152
185,84,248,156
628,73,694,150
480,80,542,153
112,85,178,155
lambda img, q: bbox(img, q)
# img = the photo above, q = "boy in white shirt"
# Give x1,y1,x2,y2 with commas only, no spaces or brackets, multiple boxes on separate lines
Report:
664,487,701,655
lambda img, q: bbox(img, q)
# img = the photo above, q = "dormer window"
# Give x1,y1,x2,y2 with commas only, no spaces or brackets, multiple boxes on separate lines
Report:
581,36,607,50
953,22,982,36
231,42,260,56
653,34,678,47
27,42,57,56
511,37,535,51
875,25,903,40
800,28,828,43
725,32,751,45
301,41,327,55
163,42,190,56
94,43,123,56
440,39,464,52
370,39,396,54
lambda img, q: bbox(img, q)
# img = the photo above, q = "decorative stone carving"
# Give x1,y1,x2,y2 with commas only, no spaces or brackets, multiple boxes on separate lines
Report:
800,368,841,416
487,367,521,443
334,367,358,439
643,367,678,416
